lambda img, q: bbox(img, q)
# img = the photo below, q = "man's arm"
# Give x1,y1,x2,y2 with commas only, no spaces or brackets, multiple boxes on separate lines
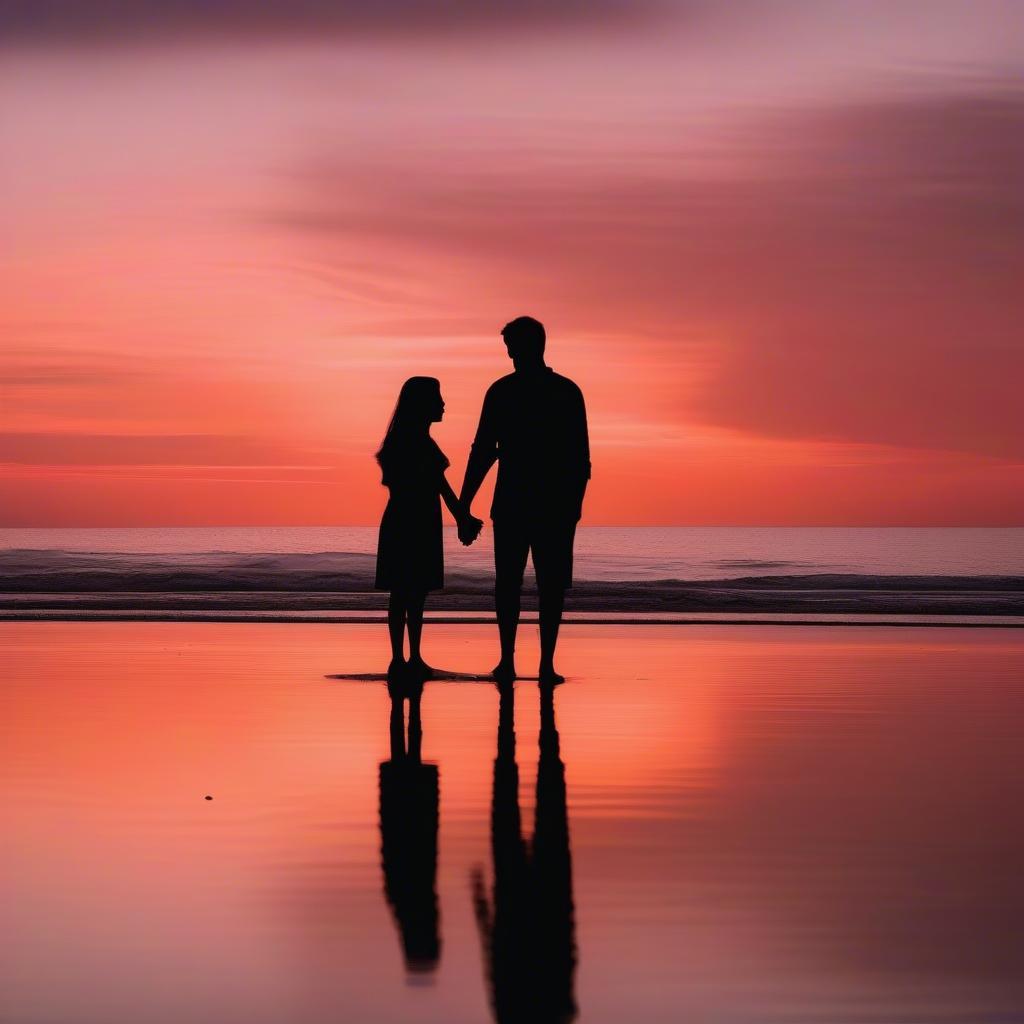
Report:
579,387,591,483
459,387,499,513
572,385,591,518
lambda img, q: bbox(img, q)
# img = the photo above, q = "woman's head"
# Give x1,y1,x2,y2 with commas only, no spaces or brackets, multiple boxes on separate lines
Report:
377,376,443,465
396,376,443,424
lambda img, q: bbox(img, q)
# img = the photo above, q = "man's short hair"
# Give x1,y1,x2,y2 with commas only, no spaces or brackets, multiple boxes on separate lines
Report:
501,316,546,358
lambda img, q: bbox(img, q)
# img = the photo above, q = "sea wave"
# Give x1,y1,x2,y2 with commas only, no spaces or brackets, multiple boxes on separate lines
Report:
2,548,1023,616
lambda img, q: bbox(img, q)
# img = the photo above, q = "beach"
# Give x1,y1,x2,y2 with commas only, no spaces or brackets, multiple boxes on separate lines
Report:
4,621,1023,1023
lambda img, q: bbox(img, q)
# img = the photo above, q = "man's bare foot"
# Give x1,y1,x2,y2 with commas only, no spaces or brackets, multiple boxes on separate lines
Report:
538,663,565,686
492,660,516,684
387,657,406,678
407,657,435,680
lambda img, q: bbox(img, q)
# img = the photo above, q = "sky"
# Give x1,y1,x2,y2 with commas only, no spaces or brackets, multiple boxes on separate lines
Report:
1,0,1022,526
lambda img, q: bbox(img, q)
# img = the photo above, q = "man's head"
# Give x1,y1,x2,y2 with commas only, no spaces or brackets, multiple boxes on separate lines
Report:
501,316,546,369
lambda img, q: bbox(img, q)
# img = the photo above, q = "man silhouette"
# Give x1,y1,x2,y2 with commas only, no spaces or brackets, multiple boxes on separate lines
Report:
459,317,590,684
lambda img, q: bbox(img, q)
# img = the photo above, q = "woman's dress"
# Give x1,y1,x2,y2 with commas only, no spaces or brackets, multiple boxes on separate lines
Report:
375,436,449,592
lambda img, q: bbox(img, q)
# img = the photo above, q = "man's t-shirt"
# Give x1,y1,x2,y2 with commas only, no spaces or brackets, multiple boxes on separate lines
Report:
470,367,591,523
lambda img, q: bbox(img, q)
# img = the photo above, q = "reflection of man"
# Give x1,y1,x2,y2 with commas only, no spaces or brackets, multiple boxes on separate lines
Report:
471,684,578,1023
378,679,441,976
460,317,591,684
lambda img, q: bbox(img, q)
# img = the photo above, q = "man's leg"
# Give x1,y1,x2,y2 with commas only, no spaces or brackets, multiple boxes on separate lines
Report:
492,522,529,681
534,522,576,685
538,584,566,684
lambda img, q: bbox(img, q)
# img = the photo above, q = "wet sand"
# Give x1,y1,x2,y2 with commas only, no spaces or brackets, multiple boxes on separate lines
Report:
3,623,1024,1023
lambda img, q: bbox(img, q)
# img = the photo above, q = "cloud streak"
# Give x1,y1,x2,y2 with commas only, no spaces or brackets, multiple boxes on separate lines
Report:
1,0,670,46
279,90,1024,460
0,432,323,467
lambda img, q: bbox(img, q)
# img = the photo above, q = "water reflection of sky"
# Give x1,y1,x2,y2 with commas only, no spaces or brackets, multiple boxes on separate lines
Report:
3,622,1023,1022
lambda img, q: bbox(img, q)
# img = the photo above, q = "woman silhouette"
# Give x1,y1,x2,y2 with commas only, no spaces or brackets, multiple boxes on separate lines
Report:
375,376,482,677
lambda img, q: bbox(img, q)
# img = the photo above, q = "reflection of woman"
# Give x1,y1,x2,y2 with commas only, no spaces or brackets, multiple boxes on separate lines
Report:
375,376,482,678
472,684,578,1023
378,679,441,975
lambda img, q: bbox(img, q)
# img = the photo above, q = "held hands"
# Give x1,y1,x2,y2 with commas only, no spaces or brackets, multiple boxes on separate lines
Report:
457,509,484,546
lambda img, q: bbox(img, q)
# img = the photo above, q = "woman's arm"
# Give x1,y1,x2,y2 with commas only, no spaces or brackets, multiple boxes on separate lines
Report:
441,473,483,543
440,473,466,520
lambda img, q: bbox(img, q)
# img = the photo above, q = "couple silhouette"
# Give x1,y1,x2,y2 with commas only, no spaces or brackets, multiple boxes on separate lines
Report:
375,316,591,686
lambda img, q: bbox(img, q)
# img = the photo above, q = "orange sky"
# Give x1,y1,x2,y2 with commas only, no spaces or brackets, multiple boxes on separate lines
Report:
1,1,1022,525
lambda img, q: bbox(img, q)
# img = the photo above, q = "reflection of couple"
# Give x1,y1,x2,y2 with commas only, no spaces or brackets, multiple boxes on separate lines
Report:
379,679,577,1023
375,316,591,684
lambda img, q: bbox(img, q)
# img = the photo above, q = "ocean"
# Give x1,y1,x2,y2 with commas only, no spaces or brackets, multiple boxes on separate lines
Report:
2,527,1022,618
2,526,1023,581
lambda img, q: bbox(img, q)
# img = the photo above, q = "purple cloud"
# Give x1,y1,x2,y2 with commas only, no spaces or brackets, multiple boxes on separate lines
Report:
0,0,672,45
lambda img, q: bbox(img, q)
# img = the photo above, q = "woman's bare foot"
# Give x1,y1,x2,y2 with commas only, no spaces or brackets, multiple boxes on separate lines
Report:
387,657,406,678
538,662,565,686
492,659,516,684
407,657,435,680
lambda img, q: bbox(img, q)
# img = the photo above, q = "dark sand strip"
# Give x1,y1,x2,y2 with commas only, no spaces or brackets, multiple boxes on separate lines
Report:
2,610,1022,627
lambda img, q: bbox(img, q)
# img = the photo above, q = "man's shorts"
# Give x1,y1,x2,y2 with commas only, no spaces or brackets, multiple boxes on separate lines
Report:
493,519,578,592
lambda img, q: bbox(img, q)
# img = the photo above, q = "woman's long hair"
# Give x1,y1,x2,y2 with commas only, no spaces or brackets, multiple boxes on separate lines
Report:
376,376,441,471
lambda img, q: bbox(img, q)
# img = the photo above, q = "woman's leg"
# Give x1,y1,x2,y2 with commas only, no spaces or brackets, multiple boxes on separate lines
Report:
387,590,407,667
406,589,431,675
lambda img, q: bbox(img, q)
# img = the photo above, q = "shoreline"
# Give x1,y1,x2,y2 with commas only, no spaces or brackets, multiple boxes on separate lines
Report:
3,575,1023,618
3,610,1023,627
